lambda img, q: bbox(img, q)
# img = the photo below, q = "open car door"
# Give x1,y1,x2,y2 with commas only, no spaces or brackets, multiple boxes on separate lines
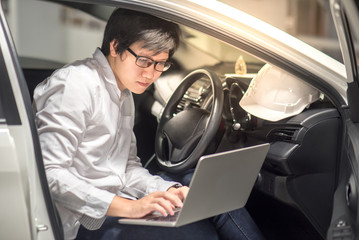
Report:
328,0,359,239
0,2,63,240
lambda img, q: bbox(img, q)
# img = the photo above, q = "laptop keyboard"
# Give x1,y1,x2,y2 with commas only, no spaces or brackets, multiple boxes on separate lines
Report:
146,208,181,222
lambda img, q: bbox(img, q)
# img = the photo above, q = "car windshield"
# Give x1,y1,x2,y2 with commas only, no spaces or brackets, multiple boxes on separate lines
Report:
222,0,343,63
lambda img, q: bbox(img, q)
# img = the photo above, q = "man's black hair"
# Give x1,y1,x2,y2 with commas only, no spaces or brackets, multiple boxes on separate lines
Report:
101,8,181,58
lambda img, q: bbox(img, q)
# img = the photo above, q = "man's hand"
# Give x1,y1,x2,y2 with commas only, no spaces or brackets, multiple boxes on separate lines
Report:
107,188,188,218
167,186,189,202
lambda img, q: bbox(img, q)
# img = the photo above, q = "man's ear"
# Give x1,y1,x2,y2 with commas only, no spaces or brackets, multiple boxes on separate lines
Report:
109,40,118,57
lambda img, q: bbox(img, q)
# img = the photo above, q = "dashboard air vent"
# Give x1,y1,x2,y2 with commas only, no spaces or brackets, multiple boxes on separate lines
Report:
267,127,301,142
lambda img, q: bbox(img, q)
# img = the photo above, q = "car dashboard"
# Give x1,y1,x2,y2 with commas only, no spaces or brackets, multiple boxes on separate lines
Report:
152,69,341,238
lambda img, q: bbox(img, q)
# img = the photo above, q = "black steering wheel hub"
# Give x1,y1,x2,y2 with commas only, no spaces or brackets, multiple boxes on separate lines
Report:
155,69,224,173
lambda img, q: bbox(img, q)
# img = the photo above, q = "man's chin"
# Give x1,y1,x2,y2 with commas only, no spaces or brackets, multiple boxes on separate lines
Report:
130,87,147,95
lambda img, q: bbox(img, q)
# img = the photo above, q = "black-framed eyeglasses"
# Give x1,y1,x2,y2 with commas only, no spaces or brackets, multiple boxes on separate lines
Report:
127,48,172,72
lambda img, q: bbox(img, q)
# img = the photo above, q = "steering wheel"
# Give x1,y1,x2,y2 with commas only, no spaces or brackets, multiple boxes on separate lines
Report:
155,69,224,173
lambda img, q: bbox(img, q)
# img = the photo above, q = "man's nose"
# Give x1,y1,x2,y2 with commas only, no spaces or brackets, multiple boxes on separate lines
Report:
142,65,156,79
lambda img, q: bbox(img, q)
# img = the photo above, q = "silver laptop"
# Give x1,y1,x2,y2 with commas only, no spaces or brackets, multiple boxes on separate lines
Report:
118,143,270,227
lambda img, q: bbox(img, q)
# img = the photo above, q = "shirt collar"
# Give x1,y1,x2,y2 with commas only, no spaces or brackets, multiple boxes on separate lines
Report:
93,48,130,99
93,48,115,84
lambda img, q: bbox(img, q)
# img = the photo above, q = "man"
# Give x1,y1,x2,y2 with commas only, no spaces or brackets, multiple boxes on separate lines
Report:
33,8,265,240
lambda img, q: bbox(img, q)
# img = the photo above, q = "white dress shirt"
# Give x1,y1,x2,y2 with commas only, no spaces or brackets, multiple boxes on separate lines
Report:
33,48,178,239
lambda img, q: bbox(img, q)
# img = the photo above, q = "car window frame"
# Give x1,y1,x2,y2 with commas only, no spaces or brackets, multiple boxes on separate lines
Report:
0,34,21,125
330,0,359,122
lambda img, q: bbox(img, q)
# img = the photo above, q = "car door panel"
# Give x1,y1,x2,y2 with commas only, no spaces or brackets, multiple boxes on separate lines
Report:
327,119,359,239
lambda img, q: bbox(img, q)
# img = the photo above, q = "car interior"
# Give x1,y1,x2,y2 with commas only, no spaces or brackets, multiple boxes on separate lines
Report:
18,3,341,240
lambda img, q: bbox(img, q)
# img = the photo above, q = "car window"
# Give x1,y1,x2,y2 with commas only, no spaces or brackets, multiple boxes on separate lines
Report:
0,15,21,125
344,1,359,82
180,26,262,73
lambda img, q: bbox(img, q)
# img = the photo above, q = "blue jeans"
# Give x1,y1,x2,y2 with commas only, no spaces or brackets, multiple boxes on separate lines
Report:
161,169,266,240
76,170,265,240
77,217,219,240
